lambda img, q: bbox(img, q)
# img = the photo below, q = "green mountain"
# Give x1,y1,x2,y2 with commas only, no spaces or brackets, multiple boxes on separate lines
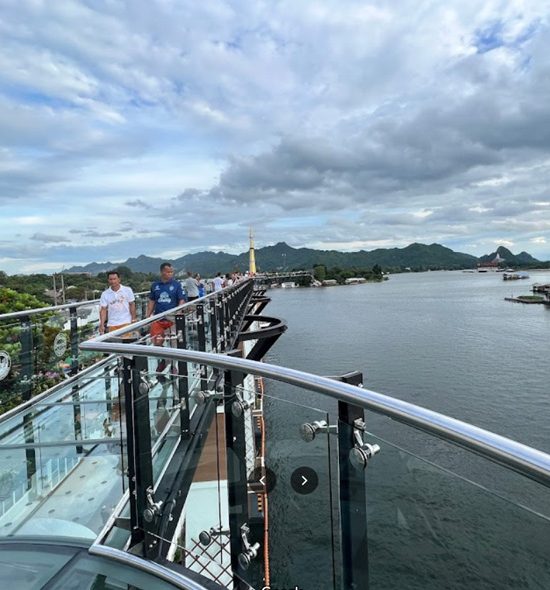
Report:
66,241,488,275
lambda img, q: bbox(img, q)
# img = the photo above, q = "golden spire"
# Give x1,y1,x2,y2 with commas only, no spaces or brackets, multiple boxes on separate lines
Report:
249,227,257,275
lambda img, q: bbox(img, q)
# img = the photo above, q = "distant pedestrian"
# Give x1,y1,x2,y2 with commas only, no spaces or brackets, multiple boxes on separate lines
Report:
184,271,200,301
213,272,225,291
99,271,136,336
196,274,205,298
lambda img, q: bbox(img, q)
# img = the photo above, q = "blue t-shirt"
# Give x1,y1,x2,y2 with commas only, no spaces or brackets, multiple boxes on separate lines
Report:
149,279,185,314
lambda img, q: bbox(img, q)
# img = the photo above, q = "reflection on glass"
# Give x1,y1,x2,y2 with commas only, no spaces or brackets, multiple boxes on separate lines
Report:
262,384,336,590
364,431,550,590
0,360,126,541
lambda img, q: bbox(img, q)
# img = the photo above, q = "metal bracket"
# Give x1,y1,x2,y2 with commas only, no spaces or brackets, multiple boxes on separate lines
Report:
238,524,260,570
300,419,338,442
349,418,380,470
199,525,230,546
231,388,251,417
143,486,163,523
195,389,223,404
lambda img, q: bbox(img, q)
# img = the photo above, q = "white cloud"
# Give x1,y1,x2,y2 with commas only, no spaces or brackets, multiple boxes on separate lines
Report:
0,0,550,274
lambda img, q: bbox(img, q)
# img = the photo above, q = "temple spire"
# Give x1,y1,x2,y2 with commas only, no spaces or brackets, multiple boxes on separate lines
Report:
249,227,257,275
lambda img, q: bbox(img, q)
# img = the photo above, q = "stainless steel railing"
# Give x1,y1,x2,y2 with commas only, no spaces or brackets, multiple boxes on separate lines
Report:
78,341,550,487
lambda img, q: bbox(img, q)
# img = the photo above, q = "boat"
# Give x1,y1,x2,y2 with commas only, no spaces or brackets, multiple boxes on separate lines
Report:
0,280,549,589
503,271,530,280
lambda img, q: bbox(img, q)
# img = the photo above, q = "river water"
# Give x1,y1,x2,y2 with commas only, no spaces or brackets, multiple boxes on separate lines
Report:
261,270,550,589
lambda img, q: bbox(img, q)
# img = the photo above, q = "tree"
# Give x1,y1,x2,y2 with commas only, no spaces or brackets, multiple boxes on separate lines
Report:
313,265,327,281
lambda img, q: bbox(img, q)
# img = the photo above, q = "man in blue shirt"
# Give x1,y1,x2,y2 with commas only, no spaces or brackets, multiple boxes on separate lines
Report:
147,262,185,346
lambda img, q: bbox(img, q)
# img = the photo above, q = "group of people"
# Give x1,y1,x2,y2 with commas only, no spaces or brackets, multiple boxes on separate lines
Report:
98,263,246,340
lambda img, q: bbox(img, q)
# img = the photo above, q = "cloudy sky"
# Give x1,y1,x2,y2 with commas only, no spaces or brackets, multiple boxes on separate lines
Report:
1,0,550,274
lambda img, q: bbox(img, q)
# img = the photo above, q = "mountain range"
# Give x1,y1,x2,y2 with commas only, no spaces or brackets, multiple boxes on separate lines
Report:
66,243,547,276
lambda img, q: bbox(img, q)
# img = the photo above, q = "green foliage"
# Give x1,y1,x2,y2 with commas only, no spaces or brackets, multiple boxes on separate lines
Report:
0,288,47,314
322,267,385,284
0,286,109,414
1,271,154,305
313,264,327,281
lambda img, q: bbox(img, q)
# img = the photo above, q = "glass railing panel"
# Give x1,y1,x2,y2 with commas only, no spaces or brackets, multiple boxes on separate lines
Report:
0,440,126,541
28,314,72,390
166,400,231,588
135,375,339,590
361,429,550,589
184,307,201,352
0,360,127,541
261,383,338,590
0,319,28,409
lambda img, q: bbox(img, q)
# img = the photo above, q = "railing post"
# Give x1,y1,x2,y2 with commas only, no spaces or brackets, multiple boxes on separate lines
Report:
140,297,148,321
69,307,79,376
196,303,207,394
218,295,226,352
209,300,218,353
22,412,36,490
72,383,83,455
19,315,33,401
175,312,190,439
122,354,155,556
337,371,369,590
224,360,251,589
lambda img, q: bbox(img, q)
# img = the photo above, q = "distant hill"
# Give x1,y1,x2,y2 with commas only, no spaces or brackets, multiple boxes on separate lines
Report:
478,246,540,267
66,241,495,275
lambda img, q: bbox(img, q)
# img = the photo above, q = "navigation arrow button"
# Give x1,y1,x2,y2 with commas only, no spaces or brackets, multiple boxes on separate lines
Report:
291,467,318,495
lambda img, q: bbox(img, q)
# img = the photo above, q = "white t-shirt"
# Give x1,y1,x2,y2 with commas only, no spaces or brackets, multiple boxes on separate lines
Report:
99,285,135,326
213,276,224,291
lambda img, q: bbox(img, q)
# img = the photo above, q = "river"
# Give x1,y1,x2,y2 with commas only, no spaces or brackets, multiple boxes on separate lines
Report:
261,270,550,589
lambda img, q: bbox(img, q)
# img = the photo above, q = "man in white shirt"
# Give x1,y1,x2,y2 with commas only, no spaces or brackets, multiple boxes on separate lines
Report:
99,271,136,335
212,272,225,291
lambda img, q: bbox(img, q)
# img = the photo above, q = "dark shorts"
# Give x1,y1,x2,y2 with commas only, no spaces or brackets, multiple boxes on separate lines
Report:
150,319,173,339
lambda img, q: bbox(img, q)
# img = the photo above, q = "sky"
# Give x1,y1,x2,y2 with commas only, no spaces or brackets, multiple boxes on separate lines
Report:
1,0,550,274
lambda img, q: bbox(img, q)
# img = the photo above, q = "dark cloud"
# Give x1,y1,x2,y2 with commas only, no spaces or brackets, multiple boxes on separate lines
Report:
69,230,122,238
30,233,71,243
125,199,149,208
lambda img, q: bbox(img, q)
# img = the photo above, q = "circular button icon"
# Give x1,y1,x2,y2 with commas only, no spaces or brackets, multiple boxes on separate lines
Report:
290,466,319,495
250,466,277,494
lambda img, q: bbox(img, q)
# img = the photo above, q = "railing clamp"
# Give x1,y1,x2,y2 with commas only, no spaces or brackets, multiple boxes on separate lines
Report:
143,486,163,523
349,418,380,470
199,525,229,546
238,524,260,570
300,419,338,442
232,397,251,417
195,389,222,404
138,371,150,395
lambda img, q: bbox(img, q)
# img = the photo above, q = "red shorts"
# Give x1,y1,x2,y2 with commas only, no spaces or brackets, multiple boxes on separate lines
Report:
150,319,173,339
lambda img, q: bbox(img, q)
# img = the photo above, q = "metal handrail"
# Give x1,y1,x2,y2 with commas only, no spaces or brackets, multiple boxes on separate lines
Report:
0,291,149,321
78,341,550,487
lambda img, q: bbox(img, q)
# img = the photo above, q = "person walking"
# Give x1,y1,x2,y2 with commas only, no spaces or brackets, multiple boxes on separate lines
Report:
99,271,136,336
184,271,200,301
196,274,206,298
147,263,185,346
212,272,225,292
